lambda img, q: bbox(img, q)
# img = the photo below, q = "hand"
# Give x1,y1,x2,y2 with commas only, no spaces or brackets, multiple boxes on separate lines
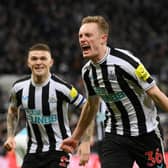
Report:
3,137,16,151
77,141,90,166
60,137,79,153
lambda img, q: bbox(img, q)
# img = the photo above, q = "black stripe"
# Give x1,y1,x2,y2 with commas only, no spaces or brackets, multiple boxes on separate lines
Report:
83,68,96,96
28,83,43,153
13,75,31,86
100,122,104,138
115,66,142,89
42,83,56,151
111,48,153,84
100,62,130,135
42,83,50,116
27,124,31,153
115,66,147,134
110,48,139,68
16,89,23,107
51,73,71,89
106,103,117,134
92,63,117,133
56,91,68,139
91,64,99,87
104,110,108,129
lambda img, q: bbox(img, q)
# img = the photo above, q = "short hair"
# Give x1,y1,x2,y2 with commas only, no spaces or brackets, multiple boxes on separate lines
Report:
29,43,51,53
81,16,109,35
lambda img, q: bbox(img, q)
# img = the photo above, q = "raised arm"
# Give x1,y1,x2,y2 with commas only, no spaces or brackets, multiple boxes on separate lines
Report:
4,105,19,151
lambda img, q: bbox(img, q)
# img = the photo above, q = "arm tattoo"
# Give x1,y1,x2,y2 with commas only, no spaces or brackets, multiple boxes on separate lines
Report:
7,108,19,137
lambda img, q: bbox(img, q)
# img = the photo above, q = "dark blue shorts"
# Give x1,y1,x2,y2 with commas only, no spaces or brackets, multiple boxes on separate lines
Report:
22,150,69,168
101,131,166,168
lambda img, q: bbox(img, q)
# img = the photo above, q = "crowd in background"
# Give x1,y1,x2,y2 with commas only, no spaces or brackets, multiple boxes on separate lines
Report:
0,0,168,156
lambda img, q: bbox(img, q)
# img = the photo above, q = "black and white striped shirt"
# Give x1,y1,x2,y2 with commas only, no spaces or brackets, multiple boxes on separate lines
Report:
10,73,86,153
82,47,159,136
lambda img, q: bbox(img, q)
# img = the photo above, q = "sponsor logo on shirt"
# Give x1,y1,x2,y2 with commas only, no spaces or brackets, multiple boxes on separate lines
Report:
25,109,57,124
94,87,126,102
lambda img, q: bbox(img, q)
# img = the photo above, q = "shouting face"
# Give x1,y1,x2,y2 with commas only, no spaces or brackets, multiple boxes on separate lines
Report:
79,22,107,63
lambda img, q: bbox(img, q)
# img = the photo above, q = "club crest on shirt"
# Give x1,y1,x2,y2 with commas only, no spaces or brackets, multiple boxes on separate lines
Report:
109,70,117,81
135,64,150,81
22,95,29,101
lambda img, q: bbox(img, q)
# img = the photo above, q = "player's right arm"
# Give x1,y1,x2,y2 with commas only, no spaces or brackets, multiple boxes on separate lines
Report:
61,95,100,153
147,85,168,112
4,105,19,151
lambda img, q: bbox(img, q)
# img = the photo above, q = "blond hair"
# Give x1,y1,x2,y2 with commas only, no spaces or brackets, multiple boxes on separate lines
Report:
81,16,109,35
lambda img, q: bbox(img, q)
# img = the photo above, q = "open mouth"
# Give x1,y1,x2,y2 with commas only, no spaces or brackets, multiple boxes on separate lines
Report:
81,45,91,52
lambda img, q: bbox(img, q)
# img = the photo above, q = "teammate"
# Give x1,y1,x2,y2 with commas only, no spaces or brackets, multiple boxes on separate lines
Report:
61,16,168,168
3,43,87,168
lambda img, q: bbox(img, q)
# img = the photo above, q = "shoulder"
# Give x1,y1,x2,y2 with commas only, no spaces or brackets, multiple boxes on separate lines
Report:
109,48,140,68
82,61,91,73
51,73,71,89
12,75,31,87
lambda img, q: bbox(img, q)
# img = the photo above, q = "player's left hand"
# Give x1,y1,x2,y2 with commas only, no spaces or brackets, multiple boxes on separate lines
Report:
77,141,90,166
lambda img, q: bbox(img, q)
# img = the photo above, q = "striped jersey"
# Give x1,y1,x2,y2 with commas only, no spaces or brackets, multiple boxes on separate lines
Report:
10,73,86,153
82,46,159,136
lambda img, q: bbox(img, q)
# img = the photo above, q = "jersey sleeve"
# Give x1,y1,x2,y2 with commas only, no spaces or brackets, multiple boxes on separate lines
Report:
134,63,156,91
121,54,156,91
9,86,19,108
59,80,86,108
68,86,86,108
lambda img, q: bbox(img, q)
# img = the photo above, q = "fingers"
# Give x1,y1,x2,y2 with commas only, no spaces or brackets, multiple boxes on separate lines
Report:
61,144,74,153
4,142,13,151
3,139,15,151
79,154,89,166
60,138,78,153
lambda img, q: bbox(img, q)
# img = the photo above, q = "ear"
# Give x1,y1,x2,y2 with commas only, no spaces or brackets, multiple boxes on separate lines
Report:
27,59,31,68
102,34,108,43
100,34,108,45
50,58,54,67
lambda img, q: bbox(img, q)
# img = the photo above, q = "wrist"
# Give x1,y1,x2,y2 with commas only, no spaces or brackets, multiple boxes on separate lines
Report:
7,136,15,140
81,135,91,142
71,134,80,143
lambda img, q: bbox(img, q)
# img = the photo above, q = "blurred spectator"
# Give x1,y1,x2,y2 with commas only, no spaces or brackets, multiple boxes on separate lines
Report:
0,0,167,79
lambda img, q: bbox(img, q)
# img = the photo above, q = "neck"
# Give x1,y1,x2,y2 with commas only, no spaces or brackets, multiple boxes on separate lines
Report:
32,73,50,85
92,46,107,63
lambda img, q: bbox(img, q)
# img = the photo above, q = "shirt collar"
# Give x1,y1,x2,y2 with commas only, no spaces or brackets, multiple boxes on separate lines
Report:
91,47,110,65
31,73,51,87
